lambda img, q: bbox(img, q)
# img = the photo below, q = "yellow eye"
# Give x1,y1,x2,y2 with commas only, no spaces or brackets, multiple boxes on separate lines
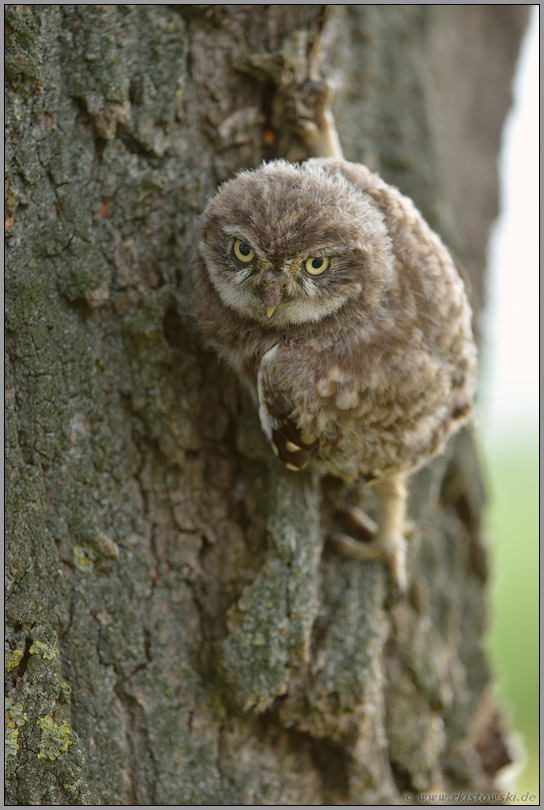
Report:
233,239,255,263
305,256,329,275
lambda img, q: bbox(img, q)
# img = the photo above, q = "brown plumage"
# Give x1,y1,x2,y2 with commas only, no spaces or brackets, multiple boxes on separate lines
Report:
194,158,477,589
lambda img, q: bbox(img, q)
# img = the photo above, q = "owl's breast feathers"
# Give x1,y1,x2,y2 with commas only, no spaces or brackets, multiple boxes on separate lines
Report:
256,308,475,482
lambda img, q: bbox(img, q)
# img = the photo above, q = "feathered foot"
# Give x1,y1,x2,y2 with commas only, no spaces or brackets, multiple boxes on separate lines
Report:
288,80,344,160
332,473,409,593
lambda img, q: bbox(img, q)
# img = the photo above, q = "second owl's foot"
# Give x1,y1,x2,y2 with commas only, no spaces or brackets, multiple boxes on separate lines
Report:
288,80,344,160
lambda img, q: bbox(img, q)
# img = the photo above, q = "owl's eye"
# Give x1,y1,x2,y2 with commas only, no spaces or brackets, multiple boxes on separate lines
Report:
233,239,255,263
305,256,330,275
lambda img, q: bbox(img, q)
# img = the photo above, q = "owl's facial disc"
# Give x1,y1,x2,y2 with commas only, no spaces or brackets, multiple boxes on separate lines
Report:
226,235,301,319
203,220,375,326
200,159,397,326
222,234,352,324
256,259,332,319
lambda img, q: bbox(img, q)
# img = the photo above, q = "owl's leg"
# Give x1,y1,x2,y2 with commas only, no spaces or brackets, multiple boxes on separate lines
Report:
373,473,408,591
333,473,408,592
291,80,344,160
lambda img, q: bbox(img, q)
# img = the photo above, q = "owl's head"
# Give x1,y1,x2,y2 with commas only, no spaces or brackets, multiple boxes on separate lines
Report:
199,159,393,327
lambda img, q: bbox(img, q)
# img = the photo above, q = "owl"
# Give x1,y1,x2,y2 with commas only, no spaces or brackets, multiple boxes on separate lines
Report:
194,157,477,590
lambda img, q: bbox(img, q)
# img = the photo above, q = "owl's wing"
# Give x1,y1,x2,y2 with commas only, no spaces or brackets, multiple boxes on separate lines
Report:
257,346,319,472
448,249,472,296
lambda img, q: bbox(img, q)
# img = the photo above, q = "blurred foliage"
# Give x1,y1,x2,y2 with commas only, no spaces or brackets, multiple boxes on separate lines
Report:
485,436,539,804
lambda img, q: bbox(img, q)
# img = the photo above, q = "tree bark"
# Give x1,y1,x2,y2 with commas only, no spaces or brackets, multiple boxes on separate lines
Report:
5,5,529,805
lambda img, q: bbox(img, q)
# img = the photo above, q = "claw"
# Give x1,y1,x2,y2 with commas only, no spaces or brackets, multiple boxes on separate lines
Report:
331,530,407,594
331,473,409,594
289,80,344,160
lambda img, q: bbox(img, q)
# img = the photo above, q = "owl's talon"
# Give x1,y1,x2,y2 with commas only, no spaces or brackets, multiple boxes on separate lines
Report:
341,506,379,538
290,118,319,137
332,531,384,562
383,534,408,594
331,531,407,593
287,80,344,159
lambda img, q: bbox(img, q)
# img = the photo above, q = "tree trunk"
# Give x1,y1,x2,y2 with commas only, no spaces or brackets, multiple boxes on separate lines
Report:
5,5,529,805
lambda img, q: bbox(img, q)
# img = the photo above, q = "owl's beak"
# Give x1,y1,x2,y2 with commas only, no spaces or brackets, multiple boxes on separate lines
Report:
258,274,289,315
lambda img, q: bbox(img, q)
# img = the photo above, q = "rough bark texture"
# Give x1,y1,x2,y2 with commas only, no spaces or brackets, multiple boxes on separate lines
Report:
5,5,529,806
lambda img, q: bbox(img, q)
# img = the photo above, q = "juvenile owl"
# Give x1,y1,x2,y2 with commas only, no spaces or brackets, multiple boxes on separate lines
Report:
194,158,477,589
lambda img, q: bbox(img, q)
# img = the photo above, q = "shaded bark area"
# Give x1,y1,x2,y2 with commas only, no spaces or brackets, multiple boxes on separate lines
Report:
5,5,529,805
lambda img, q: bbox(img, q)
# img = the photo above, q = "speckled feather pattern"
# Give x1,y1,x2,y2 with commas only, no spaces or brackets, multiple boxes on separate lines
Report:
194,158,477,485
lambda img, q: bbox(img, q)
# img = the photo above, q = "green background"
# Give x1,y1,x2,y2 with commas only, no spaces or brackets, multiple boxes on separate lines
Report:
486,437,539,804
